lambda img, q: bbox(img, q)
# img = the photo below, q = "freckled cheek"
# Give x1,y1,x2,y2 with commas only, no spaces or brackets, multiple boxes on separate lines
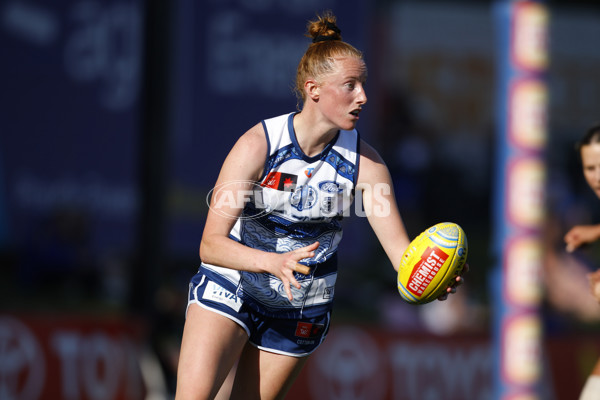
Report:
324,101,344,116
327,98,350,114
322,89,353,114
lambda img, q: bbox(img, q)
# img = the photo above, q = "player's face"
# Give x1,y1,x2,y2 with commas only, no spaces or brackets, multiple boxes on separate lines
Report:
581,143,600,199
317,57,367,131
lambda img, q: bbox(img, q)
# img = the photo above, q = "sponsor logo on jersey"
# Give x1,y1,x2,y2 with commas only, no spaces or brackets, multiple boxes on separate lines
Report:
295,322,325,338
407,246,449,296
202,281,243,312
261,172,297,191
305,167,315,178
323,286,334,299
318,181,344,193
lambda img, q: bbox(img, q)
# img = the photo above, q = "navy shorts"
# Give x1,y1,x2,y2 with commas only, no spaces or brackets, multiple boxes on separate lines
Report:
187,272,331,357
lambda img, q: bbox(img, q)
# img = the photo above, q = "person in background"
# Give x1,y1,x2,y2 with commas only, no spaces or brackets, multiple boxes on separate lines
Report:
175,11,466,400
564,124,600,400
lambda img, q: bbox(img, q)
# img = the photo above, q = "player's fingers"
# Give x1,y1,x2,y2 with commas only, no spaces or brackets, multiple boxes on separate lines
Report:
295,242,319,253
452,263,468,287
284,283,294,301
283,263,303,288
461,263,470,274
303,241,319,251
294,251,315,264
294,279,301,290
285,257,311,276
293,242,319,260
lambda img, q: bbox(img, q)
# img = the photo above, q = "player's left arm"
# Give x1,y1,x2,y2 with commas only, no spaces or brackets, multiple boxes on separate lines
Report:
357,140,466,297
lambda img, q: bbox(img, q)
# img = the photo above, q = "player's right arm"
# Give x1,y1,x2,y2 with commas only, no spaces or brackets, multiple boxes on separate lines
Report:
564,224,600,252
199,124,315,300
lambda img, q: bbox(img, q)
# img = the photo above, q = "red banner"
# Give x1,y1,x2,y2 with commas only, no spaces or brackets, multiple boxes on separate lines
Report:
0,314,147,400
287,325,598,400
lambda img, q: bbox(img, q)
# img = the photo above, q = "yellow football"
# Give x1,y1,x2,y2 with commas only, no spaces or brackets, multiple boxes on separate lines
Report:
397,222,468,305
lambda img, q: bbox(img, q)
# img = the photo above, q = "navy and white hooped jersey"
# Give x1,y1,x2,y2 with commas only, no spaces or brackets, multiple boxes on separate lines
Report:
200,112,360,318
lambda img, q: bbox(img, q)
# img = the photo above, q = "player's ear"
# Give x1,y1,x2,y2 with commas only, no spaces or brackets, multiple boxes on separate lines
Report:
305,80,320,101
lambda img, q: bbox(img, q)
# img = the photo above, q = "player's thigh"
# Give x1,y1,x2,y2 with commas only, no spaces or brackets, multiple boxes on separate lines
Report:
176,304,248,400
230,344,309,400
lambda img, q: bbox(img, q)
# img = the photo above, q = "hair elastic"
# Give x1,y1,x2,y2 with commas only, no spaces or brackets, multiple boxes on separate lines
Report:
312,22,341,43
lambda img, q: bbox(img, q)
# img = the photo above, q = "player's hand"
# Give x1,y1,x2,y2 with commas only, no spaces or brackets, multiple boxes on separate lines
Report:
565,224,600,252
437,263,469,301
269,241,318,301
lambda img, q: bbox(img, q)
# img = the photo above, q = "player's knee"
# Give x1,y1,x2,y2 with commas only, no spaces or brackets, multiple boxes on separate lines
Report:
175,371,219,400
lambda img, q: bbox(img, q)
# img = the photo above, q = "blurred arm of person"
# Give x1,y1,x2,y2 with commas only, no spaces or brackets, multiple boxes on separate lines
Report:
588,269,600,302
564,224,600,253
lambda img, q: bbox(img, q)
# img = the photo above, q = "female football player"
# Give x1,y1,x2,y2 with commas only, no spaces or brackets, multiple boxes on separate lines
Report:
175,11,466,400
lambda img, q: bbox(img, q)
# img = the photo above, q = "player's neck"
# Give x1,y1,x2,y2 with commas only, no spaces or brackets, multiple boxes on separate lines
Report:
293,111,338,157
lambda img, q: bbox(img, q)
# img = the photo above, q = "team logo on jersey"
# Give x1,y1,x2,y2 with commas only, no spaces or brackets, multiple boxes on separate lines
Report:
290,185,317,211
261,172,297,191
321,196,335,214
305,167,315,178
295,322,325,338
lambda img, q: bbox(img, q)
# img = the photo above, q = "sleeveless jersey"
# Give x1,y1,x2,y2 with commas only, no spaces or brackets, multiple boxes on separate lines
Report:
200,112,360,318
